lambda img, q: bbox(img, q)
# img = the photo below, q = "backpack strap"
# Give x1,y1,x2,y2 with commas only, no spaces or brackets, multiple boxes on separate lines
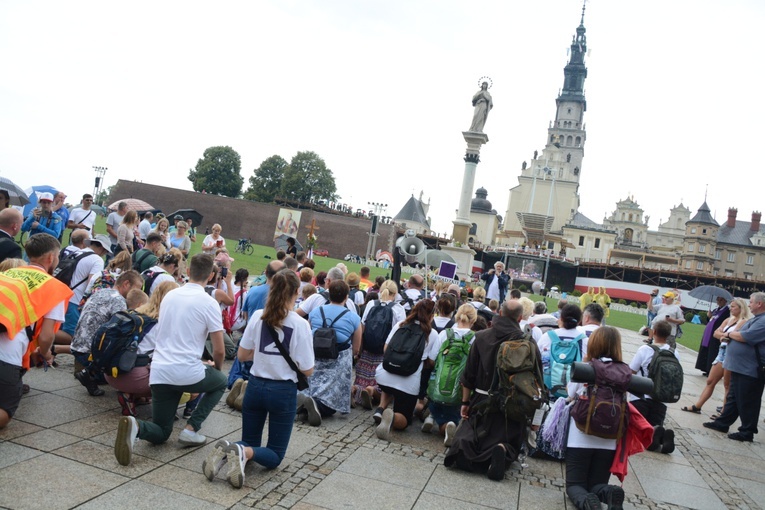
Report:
133,250,152,269
69,251,99,290
322,307,350,328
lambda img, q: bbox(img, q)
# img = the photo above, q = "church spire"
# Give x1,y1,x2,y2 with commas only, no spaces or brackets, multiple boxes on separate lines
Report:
560,5,588,106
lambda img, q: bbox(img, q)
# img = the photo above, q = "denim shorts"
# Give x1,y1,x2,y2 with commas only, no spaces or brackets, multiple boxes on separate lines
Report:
713,343,727,365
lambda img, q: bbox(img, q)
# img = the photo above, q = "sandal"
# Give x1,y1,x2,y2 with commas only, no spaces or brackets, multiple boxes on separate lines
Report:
681,405,702,414
710,413,720,420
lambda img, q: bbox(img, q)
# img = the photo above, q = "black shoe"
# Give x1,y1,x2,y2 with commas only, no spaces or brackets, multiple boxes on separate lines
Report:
648,425,664,451
703,421,729,433
716,406,723,413
373,407,384,424
486,445,506,481
22,384,30,394
606,486,625,510
583,493,601,510
661,429,675,454
727,432,753,442
74,370,105,396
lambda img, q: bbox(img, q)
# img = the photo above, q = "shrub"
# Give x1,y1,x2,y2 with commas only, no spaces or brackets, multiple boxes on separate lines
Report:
519,284,528,292
684,311,695,323
618,299,627,305
571,290,582,297
630,302,638,307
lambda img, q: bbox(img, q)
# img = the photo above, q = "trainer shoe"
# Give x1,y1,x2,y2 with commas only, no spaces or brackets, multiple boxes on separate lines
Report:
486,445,506,481
661,429,676,454
421,416,435,433
117,392,136,417
648,425,664,451
606,485,625,510
226,379,245,409
202,440,230,481
583,493,601,510
444,421,457,447
298,393,321,427
233,382,247,411
373,407,384,424
178,427,207,446
375,408,394,441
74,369,105,396
360,388,374,410
114,416,139,466
226,443,246,489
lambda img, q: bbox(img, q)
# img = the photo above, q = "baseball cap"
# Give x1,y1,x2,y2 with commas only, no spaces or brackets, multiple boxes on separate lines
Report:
174,214,183,221
662,291,675,298
38,192,54,202
86,234,114,255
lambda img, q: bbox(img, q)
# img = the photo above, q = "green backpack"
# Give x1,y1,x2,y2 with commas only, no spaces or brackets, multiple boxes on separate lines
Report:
427,329,474,406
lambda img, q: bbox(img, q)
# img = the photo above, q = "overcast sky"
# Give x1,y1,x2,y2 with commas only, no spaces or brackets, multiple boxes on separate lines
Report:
1,0,763,236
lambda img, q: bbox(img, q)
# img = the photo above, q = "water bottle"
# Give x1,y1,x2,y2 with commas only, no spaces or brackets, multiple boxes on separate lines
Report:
118,334,139,374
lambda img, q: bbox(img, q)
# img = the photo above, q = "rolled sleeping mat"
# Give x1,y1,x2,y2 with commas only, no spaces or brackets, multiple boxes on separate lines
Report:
571,361,654,396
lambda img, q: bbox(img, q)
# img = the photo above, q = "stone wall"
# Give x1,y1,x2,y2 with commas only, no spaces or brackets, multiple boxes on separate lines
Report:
108,180,396,258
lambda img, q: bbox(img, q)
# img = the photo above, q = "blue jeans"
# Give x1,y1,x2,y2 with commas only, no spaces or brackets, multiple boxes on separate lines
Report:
239,376,297,469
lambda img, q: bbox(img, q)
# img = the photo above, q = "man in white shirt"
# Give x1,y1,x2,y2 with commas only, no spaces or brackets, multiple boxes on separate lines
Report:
115,253,227,466
67,194,97,236
138,212,153,241
629,320,679,454
0,234,69,428
54,231,107,348
297,267,357,317
396,274,426,312
105,201,127,253
648,291,685,348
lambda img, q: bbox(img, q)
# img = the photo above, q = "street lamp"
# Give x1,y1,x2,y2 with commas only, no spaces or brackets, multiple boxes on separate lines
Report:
93,166,108,205
366,201,387,261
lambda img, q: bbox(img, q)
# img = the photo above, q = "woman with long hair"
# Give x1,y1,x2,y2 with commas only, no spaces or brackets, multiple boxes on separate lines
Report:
116,210,139,255
374,299,438,440
352,280,406,409
565,326,628,510
107,281,179,416
202,269,314,489
683,297,751,416
151,217,172,250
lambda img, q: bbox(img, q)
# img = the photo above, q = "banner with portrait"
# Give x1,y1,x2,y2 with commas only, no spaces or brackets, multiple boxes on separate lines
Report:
274,208,301,239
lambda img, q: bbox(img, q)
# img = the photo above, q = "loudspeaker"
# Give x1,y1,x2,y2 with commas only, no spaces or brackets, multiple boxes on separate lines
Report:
396,236,426,264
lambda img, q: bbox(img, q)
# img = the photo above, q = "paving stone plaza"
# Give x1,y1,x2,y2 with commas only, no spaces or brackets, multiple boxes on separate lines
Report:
1,326,764,510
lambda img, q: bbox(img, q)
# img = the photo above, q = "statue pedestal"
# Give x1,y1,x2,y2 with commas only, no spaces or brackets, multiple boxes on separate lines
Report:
452,131,489,245
440,244,477,281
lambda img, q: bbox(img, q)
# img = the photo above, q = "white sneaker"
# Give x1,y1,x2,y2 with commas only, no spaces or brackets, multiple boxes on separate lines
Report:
202,440,230,481
226,443,246,488
298,393,322,427
114,416,139,466
179,427,207,446
376,408,394,441
421,416,435,433
444,421,457,447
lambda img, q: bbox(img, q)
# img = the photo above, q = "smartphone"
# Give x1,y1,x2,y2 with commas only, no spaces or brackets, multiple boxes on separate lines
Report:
221,267,228,277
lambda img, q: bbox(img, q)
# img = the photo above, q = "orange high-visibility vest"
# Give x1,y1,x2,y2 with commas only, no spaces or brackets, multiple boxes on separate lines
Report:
0,266,73,368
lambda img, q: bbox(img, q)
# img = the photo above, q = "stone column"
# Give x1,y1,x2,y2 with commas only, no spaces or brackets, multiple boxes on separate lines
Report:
452,131,489,244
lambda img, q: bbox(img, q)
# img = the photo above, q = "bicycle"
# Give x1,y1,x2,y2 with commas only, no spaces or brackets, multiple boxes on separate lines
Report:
235,237,254,255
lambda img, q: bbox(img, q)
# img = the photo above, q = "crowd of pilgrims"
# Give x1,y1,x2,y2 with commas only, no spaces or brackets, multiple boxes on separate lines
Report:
4,203,739,510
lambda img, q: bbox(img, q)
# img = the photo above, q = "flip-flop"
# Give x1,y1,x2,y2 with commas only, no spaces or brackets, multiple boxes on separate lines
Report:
681,405,702,414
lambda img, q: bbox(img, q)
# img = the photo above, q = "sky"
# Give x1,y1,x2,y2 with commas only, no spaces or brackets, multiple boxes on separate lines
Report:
1,0,763,237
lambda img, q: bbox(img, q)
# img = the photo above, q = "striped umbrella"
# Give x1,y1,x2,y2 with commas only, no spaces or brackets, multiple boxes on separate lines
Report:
0,176,30,206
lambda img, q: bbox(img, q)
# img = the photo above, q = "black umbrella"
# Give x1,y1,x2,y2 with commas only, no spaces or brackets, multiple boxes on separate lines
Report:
168,209,204,227
0,176,30,206
688,285,733,303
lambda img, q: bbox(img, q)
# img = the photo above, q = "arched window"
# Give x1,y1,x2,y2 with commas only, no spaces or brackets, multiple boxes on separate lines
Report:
566,136,573,146
469,223,477,235
629,214,633,222
624,228,634,242
551,135,555,143
575,136,581,146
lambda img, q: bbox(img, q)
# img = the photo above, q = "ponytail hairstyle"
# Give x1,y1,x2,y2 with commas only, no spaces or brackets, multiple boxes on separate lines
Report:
262,269,300,328
454,304,478,327
234,268,249,286
403,299,435,337
560,303,582,330
378,280,398,302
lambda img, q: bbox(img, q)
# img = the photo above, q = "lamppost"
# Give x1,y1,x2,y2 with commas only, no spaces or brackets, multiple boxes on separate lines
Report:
93,166,108,205
366,202,387,261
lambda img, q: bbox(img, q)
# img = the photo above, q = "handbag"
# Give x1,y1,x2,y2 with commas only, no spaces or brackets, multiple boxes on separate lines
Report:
264,321,309,390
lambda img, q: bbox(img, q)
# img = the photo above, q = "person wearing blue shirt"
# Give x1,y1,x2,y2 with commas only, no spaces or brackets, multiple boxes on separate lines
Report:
51,192,69,242
704,292,765,442
21,192,63,239
298,279,362,427
242,260,285,321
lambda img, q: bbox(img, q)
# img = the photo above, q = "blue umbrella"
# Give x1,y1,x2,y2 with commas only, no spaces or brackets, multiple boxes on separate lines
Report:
22,185,59,216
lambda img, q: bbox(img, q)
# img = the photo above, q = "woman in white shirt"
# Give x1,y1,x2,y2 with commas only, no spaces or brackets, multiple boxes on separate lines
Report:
202,223,225,255
202,269,314,489
374,299,438,441
565,326,628,510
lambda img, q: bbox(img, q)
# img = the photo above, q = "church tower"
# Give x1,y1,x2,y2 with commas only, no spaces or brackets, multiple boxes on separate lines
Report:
500,7,589,247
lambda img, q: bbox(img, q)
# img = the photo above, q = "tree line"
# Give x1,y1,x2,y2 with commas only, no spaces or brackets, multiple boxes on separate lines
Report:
187,146,338,204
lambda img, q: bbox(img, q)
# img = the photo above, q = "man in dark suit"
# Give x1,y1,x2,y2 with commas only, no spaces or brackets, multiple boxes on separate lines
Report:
0,208,23,263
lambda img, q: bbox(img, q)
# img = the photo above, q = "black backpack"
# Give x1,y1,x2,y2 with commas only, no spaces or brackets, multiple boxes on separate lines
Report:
644,345,683,403
362,300,395,354
313,307,350,360
382,322,427,376
89,310,157,378
141,268,168,296
53,249,98,289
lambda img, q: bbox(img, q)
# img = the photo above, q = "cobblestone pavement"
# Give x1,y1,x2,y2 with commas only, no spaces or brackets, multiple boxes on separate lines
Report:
1,327,764,510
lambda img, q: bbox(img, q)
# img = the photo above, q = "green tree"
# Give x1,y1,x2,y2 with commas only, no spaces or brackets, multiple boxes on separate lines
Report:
188,146,243,197
244,155,288,203
280,151,338,203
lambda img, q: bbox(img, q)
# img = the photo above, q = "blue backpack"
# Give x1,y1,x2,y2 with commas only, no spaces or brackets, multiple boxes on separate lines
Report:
545,331,584,398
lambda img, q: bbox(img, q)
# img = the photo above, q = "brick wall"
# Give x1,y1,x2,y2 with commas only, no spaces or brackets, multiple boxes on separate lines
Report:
109,180,395,258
